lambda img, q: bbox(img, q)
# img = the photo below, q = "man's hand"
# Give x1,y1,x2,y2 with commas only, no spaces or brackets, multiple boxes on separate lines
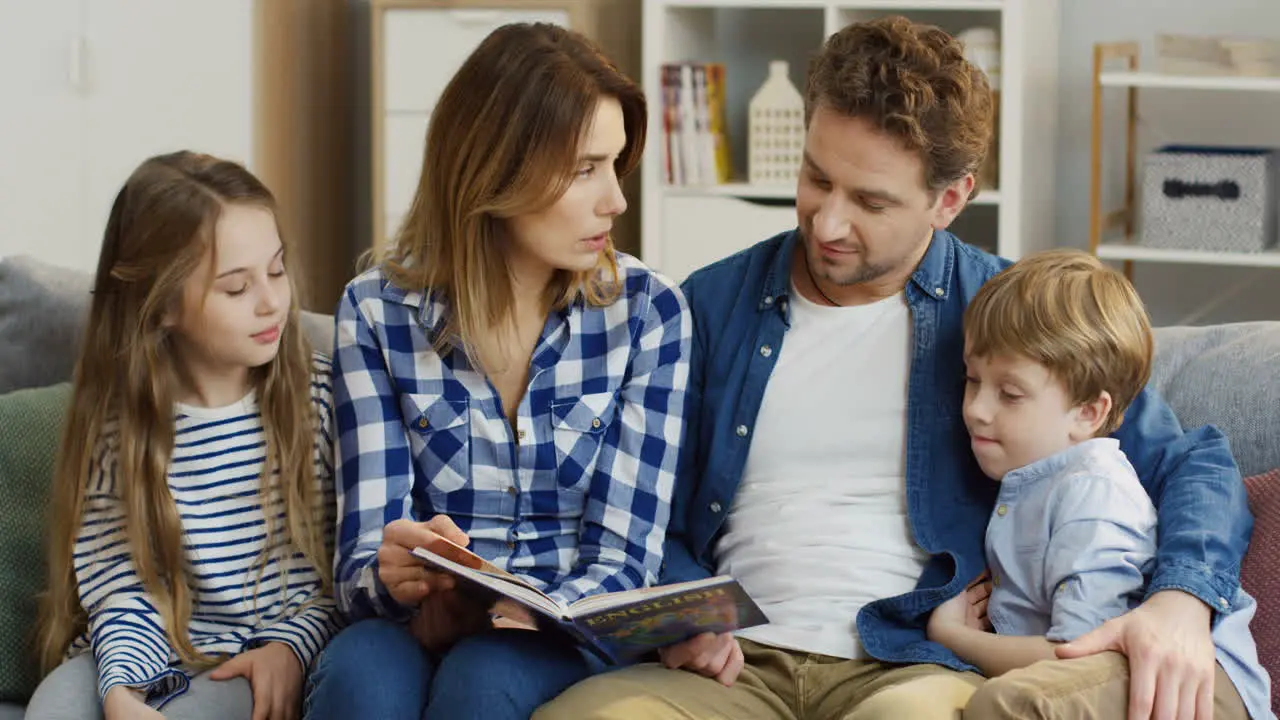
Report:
209,642,303,720
1056,590,1215,720
657,632,744,686
103,686,165,720
377,515,469,606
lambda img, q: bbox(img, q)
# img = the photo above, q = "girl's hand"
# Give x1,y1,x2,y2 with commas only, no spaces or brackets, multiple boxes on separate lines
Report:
103,686,165,720
209,642,302,720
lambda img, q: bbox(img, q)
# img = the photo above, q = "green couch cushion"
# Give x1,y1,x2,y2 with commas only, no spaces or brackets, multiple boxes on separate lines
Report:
0,383,69,702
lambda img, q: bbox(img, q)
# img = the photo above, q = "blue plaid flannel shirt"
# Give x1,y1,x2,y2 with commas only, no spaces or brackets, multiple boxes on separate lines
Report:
332,253,692,620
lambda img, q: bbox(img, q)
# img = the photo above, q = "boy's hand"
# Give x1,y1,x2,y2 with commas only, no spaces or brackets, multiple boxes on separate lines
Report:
965,570,993,631
103,686,165,720
928,571,992,639
928,591,975,636
209,642,302,720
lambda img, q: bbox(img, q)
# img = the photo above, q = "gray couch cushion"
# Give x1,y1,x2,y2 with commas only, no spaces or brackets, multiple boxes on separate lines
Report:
0,257,91,395
0,255,335,394
1151,322,1280,478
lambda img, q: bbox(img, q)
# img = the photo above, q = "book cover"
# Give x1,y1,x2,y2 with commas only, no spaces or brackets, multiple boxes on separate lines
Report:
574,579,767,662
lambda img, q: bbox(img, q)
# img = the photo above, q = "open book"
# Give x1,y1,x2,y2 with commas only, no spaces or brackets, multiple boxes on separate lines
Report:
410,539,768,664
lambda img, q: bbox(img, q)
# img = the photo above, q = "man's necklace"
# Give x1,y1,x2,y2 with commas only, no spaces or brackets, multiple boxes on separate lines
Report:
804,252,843,307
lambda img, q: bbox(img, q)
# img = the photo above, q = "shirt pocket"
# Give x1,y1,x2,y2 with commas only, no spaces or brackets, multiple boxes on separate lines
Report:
399,393,470,494
549,392,618,493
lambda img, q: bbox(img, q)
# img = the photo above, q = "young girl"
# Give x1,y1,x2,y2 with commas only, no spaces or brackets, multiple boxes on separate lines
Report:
28,151,343,720
304,22,691,720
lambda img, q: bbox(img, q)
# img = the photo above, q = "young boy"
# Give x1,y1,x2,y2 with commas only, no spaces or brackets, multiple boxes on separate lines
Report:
926,249,1273,720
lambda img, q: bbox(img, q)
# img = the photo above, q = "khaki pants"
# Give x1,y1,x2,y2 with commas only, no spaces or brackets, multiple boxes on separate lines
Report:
534,638,984,720
965,651,1248,720
534,641,1249,720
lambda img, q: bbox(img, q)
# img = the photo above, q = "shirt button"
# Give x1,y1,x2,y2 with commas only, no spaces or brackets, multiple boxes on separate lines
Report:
736,425,749,437
517,429,526,441
709,501,722,513
764,296,774,306
934,287,944,296
418,417,429,429
1219,597,1230,610
759,345,773,358
992,574,1001,587
506,486,517,496
506,541,515,550
996,504,1008,517
591,417,602,429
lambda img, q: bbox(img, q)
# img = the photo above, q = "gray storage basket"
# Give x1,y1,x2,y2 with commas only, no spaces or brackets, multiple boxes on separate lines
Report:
1140,145,1279,252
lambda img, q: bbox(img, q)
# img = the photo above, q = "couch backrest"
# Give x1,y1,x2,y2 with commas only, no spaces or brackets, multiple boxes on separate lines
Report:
0,255,334,395
4,255,1277,476
1151,322,1280,478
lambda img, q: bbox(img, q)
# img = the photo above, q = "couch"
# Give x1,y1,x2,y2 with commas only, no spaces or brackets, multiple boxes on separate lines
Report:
0,255,1277,715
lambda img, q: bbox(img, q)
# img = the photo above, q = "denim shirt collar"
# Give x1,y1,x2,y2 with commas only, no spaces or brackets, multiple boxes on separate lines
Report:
757,229,958,314
910,228,959,302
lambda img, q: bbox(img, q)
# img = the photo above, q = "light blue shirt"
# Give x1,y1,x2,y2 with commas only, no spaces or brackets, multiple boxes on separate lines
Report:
986,437,1273,720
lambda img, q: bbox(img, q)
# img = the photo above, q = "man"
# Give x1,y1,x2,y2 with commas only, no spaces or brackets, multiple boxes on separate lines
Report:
536,15,1250,720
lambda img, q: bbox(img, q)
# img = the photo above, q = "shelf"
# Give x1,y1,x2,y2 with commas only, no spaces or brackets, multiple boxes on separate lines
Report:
664,183,796,199
663,183,1001,205
661,0,825,7
1099,71,1280,93
1096,242,1280,268
662,0,1000,7
836,0,1003,8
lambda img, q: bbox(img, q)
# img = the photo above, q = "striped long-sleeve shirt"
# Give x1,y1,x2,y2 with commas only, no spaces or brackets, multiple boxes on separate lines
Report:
68,355,342,708
333,252,692,621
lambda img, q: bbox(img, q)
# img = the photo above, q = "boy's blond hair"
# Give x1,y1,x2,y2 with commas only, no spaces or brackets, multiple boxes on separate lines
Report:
964,249,1153,435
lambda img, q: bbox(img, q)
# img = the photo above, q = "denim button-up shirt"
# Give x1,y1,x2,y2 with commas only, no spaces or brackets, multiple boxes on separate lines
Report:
662,228,1251,672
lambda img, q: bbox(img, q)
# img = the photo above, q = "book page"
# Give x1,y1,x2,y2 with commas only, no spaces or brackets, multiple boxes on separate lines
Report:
410,546,567,619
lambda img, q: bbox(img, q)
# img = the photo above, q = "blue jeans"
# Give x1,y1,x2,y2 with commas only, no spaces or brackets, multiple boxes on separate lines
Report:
303,618,606,720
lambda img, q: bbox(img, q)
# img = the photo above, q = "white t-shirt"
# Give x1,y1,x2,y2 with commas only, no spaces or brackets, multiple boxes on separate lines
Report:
714,286,927,659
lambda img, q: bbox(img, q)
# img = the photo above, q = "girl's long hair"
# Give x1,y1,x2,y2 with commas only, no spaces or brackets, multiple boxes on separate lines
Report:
36,151,331,672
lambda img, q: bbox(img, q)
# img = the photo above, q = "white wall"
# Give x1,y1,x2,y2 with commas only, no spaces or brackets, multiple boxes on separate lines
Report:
1055,0,1280,326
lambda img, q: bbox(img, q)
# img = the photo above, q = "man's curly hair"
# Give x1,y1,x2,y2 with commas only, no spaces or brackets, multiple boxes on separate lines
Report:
806,15,994,195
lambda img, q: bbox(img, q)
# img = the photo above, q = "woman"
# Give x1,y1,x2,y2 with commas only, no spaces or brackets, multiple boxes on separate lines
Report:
303,22,691,720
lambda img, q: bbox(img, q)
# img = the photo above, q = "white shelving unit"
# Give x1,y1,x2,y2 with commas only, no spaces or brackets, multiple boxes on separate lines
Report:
640,0,1060,282
1100,71,1280,93
1089,45,1280,275
1096,244,1280,268
367,0,642,254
